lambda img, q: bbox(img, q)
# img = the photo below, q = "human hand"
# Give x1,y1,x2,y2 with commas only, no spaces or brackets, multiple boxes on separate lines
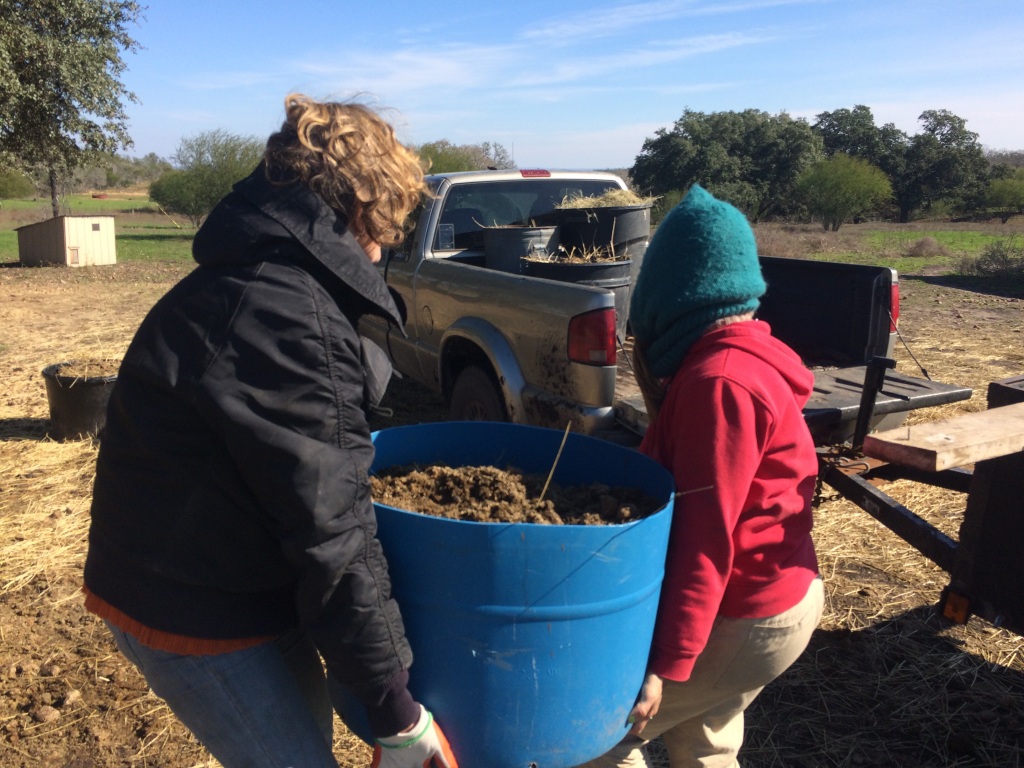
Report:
371,704,459,767
626,672,663,736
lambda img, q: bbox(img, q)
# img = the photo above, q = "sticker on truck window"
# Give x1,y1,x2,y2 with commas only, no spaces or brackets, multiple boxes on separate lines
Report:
437,223,455,250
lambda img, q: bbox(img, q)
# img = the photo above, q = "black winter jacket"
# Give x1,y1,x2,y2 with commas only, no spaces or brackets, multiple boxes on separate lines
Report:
84,166,417,734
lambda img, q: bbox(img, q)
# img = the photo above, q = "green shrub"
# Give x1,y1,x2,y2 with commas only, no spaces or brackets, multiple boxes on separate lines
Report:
956,236,1024,276
651,189,685,225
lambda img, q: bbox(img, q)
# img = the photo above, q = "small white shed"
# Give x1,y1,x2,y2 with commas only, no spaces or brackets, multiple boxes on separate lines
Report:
16,215,117,267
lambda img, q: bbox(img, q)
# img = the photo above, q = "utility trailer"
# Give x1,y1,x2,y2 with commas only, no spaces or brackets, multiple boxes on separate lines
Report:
817,368,1024,636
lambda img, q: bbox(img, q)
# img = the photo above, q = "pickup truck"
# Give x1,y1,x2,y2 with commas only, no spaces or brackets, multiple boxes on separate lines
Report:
362,168,972,447
362,168,634,435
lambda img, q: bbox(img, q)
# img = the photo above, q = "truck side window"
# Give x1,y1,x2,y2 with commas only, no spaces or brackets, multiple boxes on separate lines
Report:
437,207,485,250
387,203,423,263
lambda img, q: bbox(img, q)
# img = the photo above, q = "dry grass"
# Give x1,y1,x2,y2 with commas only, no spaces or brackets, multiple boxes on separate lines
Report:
753,218,1024,264
2,256,1024,767
744,476,1024,767
0,440,95,596
905,236,953,259
524,243,627,263
754,221,867,260
557,188,657,209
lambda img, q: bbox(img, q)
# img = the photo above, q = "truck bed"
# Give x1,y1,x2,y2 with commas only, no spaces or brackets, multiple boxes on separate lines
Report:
607,256,973,446
610,341,973,446
804,366,973,444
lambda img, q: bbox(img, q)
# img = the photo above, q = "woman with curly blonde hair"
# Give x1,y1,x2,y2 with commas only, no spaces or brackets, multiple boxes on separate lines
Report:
265,94,425,251
84,94,459,767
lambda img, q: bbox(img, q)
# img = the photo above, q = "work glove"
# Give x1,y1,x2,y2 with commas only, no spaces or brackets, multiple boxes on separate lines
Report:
371,704,459,768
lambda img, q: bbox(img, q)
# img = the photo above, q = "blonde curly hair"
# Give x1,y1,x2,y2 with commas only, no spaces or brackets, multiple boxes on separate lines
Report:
264,93,427,247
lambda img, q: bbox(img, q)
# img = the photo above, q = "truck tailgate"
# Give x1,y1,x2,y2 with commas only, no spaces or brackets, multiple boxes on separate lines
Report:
804,367,973,431
612,366,973,446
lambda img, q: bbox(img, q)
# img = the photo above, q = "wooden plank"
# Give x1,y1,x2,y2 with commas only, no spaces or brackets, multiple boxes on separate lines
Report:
862,401,1024,471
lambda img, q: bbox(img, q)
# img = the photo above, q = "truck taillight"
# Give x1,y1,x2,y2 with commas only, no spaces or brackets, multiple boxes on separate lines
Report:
890,284,900,332
568,309,617,366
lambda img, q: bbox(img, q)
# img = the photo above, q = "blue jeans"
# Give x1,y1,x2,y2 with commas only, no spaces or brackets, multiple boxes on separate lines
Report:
106,622,338,767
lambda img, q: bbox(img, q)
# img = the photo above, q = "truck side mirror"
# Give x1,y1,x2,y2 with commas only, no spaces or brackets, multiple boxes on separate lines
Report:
385,244,411,264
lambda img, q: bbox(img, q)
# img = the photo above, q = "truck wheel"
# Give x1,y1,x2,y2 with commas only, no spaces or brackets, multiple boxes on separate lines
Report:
450,366,508,422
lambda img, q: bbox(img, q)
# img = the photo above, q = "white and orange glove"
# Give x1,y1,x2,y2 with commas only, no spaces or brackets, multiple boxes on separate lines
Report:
371,704,459,768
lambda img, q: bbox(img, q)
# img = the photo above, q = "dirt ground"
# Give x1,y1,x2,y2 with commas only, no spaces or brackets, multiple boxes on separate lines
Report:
371,464,659,525
2,256,1024,767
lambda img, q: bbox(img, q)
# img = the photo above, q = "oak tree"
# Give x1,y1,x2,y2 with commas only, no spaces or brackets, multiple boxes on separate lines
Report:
815,106,989,222
985,172,1024,223
0,0,143,217
629,109,822,221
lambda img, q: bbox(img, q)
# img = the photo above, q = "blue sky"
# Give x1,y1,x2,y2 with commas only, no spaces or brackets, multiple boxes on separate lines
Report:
121,0,1024,170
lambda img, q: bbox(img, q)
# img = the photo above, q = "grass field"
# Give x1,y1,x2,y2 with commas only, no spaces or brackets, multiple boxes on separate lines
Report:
2,245,1023,768
1,193,1021,273
0,195,157,215
1,194,1023,768
0,193,195,264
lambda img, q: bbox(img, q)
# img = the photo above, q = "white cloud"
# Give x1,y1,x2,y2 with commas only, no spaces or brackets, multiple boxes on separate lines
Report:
292,43,521,95
521,0,820,43
508,32,770,88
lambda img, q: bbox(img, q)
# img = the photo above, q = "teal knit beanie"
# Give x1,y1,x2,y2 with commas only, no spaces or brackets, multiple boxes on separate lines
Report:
629,185,765,378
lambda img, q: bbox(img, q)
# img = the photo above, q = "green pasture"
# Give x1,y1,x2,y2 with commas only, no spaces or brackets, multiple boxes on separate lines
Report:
1,192,1019,274
0,194,158,214
0,231,15,260
0,192,194,264
865,228,1007,255
116,223,196,262
805,226,1022,275
810,248,956,274
63,196,160,215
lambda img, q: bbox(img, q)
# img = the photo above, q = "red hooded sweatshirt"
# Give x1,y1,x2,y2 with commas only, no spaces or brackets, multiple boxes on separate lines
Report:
641,319,819,682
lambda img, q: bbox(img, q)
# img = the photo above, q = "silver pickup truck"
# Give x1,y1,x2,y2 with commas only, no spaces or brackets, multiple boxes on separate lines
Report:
361,169,638,434
363,168,973,445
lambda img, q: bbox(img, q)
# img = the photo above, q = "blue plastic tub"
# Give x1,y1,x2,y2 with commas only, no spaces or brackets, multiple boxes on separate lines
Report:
346,421,675,768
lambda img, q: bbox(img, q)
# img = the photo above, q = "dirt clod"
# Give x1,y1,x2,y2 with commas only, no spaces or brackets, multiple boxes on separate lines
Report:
32,705,60,724
371,464,660,525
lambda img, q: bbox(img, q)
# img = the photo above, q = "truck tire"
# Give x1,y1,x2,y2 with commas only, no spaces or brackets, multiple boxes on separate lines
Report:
450,365,508,422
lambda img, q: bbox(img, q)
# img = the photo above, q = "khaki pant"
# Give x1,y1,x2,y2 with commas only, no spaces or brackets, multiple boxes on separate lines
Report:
578,577,824,768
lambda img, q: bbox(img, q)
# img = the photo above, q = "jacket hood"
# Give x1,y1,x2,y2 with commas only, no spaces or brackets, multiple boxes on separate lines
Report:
192,165,403,328
693,320,814,405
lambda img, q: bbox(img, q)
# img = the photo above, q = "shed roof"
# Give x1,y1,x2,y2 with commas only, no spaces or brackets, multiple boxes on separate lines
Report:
15,214,116,232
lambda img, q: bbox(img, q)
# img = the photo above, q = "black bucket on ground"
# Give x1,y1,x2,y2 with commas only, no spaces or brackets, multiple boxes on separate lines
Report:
483,225,559,273
522,258,633,339
557,204,651,260
42,362,117,441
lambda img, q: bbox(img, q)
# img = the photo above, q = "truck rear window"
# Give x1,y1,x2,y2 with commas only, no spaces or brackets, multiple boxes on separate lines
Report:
434,179,621,251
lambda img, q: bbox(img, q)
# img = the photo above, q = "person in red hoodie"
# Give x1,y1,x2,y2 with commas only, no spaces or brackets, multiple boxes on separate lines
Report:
579,185,823,768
